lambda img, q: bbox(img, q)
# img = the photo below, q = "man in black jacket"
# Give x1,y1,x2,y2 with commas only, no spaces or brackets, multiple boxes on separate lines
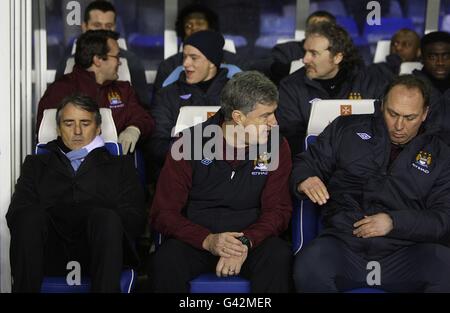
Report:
7,94,146,292
269,11,336,85
292,75,450,292
413,31,450,132
145,30,230,178
414,31,450,96
369,28,421,78
277,22,388,156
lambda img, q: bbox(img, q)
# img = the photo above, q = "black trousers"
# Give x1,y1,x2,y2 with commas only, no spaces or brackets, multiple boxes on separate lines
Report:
149,236,293,293
9,207,124,292
294,236,450,292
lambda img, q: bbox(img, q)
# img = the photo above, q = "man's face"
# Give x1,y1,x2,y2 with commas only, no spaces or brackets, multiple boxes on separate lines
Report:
303,35,342,80
239,102,278,145
390,31,420,62
57,103,100,150
383,85,428,145
184,13,209,38
98,38,121,82
182,45,215,84
82,9,116,31
422,42,450,80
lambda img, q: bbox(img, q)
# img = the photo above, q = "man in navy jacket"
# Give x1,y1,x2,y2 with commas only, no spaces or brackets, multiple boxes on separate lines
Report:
292,75,450,292
276,22,388,156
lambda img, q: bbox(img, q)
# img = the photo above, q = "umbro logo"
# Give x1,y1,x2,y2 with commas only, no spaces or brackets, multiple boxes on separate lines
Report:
356,132,371,140
201,158,212,166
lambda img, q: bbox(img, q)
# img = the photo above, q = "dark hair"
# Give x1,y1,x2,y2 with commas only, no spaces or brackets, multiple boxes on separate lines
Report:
306,11,336,25
383,74,430,108
84,0,116,24
306,22,363,72
74,29,119,69
175,4,219,39
421,31,450,54
221,71,278,121
56,94,102,126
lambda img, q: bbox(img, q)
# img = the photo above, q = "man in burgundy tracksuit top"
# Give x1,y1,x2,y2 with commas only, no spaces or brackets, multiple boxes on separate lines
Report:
37,30,154,154
149,71,293,293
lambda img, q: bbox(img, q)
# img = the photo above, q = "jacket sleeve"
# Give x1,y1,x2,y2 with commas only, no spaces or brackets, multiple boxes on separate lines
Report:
276,75,308,155
290,118,340,199
122,82,154,138
150,151,211,249
388,159,450,243
242,139,293,247
6,156,42,228
115,156,147,239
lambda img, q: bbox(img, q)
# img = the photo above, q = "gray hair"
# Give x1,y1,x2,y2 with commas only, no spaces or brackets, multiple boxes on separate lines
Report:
220,71,278,121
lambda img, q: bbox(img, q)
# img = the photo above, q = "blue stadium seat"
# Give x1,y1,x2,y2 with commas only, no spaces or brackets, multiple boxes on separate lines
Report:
40,269,136,293
256,14,295,48
310,0,347,16
128,33,164,49
224,34,248,48
190,273,251,293
363,17,414,44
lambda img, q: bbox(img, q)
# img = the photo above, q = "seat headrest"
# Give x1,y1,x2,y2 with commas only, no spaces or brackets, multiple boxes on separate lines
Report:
38,108,118,144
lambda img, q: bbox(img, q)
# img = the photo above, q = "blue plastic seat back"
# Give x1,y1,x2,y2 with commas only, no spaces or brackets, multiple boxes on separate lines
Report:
363,17,414,44
190,273,251,293
40,269,136,293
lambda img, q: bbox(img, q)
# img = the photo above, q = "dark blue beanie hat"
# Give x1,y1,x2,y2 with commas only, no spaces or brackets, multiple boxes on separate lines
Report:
184,30,224,68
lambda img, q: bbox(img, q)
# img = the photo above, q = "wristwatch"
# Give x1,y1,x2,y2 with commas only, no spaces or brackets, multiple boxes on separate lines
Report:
237,236,252,250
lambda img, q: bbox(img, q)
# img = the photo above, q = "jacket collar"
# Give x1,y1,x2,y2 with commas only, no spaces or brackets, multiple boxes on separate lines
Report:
40,140,111,178
178,68,229,96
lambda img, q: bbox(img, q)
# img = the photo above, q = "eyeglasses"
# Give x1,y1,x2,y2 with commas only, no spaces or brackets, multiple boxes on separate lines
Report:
107,54,121,61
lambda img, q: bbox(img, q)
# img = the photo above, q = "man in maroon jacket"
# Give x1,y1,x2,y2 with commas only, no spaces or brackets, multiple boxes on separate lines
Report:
37,30,154,154
149,71,293,293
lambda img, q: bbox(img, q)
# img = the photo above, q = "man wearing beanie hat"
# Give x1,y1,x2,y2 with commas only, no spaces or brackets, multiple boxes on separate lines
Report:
152,3,242,94
143,30,233,179
183,30,225,83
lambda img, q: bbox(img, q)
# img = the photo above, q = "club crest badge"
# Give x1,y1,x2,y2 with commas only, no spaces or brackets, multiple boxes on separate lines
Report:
251,152,269,176
340,105,352,116
108,91,124,108
412,150,432,174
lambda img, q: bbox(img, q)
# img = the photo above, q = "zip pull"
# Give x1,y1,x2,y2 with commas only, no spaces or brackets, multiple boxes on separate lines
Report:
230,170,235,180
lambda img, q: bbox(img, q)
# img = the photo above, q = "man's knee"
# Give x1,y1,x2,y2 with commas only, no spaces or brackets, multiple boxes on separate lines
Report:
87,208,123,240
151,239,188,269
258,237,292,268
9,209,47,238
